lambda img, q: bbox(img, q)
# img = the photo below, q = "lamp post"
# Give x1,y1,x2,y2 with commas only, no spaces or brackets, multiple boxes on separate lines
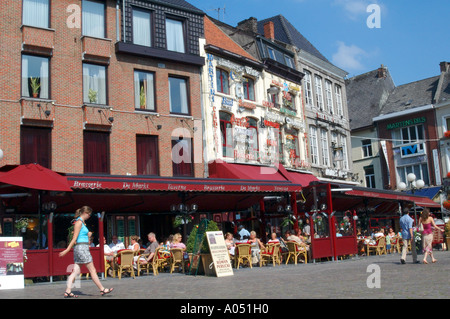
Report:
398,173,425,224
171,202,198,239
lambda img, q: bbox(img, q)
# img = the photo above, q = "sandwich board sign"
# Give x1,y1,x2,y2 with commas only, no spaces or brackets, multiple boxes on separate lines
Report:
0,237,24,290
206,231,233,277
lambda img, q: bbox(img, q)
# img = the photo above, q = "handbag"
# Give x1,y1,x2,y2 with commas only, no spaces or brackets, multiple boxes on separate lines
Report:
418,223,424,232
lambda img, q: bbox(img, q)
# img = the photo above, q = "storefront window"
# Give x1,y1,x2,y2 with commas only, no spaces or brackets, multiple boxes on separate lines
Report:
313,213,329,238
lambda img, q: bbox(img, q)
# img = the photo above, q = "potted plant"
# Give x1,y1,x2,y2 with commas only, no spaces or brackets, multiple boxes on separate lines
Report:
88,89,98,103
186,220,219,276
15,218,29,234
30,77,40,98
140,86,146,108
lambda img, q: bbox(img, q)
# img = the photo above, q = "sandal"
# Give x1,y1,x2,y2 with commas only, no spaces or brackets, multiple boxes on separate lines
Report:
64,292,78,298
100,288,114,296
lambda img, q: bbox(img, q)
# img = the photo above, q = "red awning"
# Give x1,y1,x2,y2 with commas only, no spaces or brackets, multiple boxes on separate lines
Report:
345,189,440,208
208,161,290,182
282,169,319,187
0,163,72,192
67,174,302,193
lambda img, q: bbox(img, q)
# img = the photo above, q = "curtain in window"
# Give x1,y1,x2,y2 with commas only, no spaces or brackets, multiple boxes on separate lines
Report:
82,0,105,38
22,55,49,99
84,131,109,174
134,71,155,110
21,126,51,168
136,135,158,175
83,64,106,104
166,19,185,53
23,0,49,28
171,139,193,177
169,77,188,114
133,10,151,47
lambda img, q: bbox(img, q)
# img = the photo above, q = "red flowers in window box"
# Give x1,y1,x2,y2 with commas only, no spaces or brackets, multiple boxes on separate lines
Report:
447,172,450,178
444,200,450,210
444,131,450,138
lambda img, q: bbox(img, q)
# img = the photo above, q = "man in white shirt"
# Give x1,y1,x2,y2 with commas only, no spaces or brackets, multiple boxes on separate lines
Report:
109,235,125,252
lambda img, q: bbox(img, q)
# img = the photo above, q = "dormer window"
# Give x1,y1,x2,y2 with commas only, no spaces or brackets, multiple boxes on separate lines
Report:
166,18,185,53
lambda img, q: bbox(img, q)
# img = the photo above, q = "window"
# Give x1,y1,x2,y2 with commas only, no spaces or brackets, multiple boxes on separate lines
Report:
285,55,294,68
340,134,348,170
83,131,110,174
314,75,324,110
325,80,334,114
82,0,105,38
132,9,151,47
285,129,299,161
134,70,155,111
23,0,49,28
169,77,189,114
397,164,429,186
335,85,343,116
219,111,233,158
320,129,330,166
364,166,376,188
282,91,295,111
21,126,51,168
243,77,255,101
446,117,450,131
166,18,185,53
392,124,425,157
22,55,49,99
83,63,107,104
268,86,280,108
362,139,373,158
246,118,259,161
136,135,159,175
268,47,276,60
309,126,319,165
216,69,229,94
171,137,193,177
303,70,313,106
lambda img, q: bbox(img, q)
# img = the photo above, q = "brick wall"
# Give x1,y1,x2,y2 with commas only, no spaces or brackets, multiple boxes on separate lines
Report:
0,0,204,178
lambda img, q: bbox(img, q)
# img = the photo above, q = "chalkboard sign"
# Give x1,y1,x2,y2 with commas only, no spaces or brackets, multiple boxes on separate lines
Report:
188,219,208,276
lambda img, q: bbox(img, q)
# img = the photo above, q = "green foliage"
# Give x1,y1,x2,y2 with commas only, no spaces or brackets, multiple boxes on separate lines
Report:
88,89,98,103
186,220,219,254
445,220,450,237
30,77,40,95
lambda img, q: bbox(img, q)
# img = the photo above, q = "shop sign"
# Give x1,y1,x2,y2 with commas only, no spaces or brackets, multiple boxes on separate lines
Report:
386,117,426,130
285,117,305,130
400,143,425,158
207,54,219,151
215,57,260,79
230,114,250,128
324,168,347,178
0,237,24,290
238,99,256,110
221,97,233,111
206,231,233,277
262,100,275,108
280,107,296,117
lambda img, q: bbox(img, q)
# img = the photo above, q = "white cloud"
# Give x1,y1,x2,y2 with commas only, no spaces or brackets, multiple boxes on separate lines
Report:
334,0,382,20
332,41,368,71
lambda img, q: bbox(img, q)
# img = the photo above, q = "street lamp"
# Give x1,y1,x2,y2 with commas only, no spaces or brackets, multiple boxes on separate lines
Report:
398,173,425,223
171,202,198,239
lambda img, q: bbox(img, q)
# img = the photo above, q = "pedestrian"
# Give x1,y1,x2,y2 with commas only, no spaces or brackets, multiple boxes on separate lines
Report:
419,208,444,264
59,206,114,298
399,207,418,264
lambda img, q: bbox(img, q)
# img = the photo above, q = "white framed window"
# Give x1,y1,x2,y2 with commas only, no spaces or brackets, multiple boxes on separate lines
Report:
325,80,334,114
320,129,330,166
132,9,152,47
309,126,319,165
134,70,155,111
392,124,426,158
285,55,294,68
364,166,376,188
397,163,429,186
83,63,107,105
169,76,189,114
445,117,450,131
340,134,348,170
335,85,343,116
82,0,105,38
23,0,49,28
21,55,49,99
303,70,313,107
268,47,276,60
362,139,373,158
314,75,324,110
166,18,185,53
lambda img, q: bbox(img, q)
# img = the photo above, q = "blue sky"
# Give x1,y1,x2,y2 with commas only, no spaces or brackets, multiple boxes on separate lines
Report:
188,0,450,86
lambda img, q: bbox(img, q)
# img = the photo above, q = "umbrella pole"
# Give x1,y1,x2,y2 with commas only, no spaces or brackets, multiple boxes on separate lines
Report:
38,190,42,249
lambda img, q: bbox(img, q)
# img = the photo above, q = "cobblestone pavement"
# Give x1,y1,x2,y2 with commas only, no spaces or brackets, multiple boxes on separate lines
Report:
1,251,449,300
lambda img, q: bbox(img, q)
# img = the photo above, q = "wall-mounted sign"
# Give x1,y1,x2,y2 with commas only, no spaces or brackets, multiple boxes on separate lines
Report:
221,97,234,110
400,143,425,158
238,99,256,110
386,117,426,130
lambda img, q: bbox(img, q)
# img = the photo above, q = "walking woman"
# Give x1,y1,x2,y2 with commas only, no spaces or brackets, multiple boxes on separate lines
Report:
59,206,114,298
419,208,444,264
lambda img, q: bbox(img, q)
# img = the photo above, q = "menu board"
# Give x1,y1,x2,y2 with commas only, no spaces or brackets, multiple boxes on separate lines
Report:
206,231,233,277
0,237,24,290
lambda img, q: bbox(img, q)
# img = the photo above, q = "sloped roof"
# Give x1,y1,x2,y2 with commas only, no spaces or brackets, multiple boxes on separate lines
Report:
256,15,329,63
345,68,395,130
148,0,204,14
437,72,450,104
379,76,440,116
204,16,258,62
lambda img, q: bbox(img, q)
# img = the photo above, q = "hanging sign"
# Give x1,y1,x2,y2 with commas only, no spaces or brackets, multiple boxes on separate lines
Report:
206,231,233,277
0,237,24,290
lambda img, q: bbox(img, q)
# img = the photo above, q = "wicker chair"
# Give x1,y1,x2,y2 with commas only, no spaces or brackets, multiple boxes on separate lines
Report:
367,236,386,256
170,248,186,273
235,244,252,269
260,244,281,267
116,250,136,280
153,247,172,274
104,256,114,278
285,241,307,264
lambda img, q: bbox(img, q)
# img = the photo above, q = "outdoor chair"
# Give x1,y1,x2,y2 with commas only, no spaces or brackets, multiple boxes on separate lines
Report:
136,253,157,276
235,243,252,269
170,248,186,273
285,241,307,264
390,236,400,253
153,247,172,274
260,243,281,267
104,256,114,278
367,236,386,256
116,249,136,280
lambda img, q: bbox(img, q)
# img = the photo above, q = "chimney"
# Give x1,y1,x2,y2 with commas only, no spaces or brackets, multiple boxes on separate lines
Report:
263,21,275,41
377,64,387,78
237,17,258,34
440,61,450,73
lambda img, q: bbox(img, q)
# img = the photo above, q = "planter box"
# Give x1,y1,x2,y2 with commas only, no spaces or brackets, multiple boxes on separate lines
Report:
199,253,216,276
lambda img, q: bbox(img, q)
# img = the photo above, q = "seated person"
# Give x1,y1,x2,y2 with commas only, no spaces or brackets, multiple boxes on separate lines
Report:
137,232,159,265
109,235,125,253
224,232,235,256
170,233,186,250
